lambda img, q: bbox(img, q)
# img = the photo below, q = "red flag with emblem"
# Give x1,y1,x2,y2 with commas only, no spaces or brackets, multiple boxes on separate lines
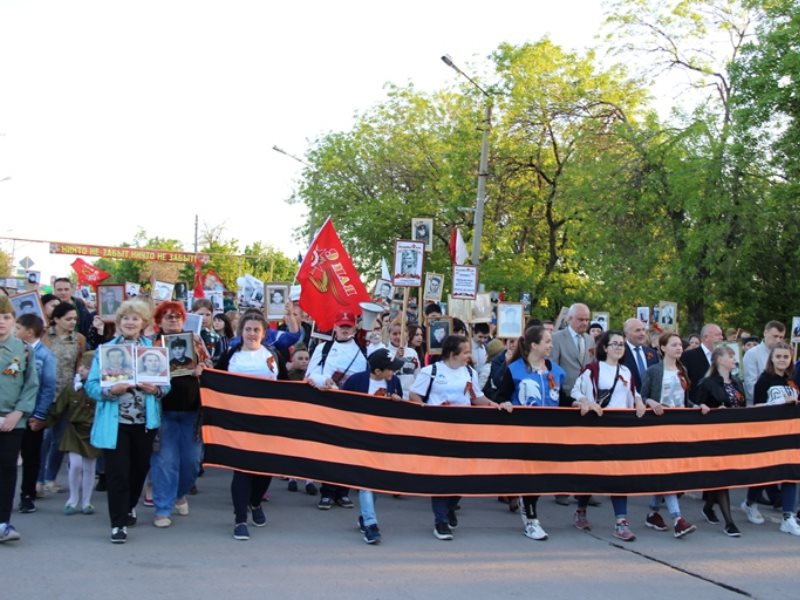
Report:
70,258,111,287
296,217,370,330
193,259,205,299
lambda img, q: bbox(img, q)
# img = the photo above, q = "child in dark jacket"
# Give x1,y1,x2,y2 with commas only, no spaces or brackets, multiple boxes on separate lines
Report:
342,349,411,544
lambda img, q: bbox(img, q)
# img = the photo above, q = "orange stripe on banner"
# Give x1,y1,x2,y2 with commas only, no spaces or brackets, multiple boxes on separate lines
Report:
202,425,800,478
201,389,800,446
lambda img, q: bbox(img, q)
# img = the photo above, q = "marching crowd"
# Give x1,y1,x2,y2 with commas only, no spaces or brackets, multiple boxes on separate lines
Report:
1,279,799,547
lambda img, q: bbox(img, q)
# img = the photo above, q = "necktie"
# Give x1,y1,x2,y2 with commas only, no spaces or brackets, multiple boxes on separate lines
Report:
634,346,646,379
576,334,584,358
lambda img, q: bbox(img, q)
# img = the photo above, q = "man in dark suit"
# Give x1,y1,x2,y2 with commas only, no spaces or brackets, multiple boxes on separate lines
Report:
622,318,660,392
682,323,723,404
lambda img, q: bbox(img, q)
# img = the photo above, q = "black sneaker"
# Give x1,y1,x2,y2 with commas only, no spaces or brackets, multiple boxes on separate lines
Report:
363,524,382,545
287,480,298,492
19,496,36,514
357,516,366,534
433,522,454,540
336,496,354,509
702,506,720,525
110,527,127,544
305,482,318,496
126,509,137,527
318,497,334,510
188,485,198,496
250,505,267,527
95,474,107,492
724,523,741,537
447,509,458,529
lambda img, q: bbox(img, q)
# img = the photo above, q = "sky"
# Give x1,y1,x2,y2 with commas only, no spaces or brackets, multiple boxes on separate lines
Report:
0,0,609,283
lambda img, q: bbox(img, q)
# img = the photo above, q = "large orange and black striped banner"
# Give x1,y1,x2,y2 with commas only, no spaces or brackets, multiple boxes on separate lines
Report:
199,369,800,496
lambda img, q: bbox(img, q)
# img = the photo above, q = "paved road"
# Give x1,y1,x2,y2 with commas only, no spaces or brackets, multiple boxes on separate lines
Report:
3,468,797,599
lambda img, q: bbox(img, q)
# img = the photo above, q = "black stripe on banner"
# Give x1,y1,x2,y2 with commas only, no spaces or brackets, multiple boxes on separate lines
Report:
204,444,800,496
203,406,800,463
201,369,800,428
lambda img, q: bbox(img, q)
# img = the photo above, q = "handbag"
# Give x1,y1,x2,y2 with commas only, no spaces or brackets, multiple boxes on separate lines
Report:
596,364,620,408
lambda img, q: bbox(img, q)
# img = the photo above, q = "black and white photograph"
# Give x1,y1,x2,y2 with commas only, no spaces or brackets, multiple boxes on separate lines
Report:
97,284,125,321
423,272,444,302
658,301,678,332
446,295,472,325
392,240,425,287
174,282,188,302
520,292,532,316
411,217,434,252
791,316,800,345
451,265,478,300
207,290,224,313
496,303,524,339
99,344,136,388
25,270,41,286
637,306,650,327
9,290,45,322
163,332,196,378
592,311,610,331
426,318,452,355
237,274,265,307
154,280,175,303
135,346,170,385
265,283,290,321
554,306,569,330
373,278,394,305
125,282,141,298
183,313,203,336
472,293,492,323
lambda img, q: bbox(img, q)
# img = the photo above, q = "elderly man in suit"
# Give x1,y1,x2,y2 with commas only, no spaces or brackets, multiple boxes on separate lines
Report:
682,323,723,404
622,318,660,392
550,303,595,396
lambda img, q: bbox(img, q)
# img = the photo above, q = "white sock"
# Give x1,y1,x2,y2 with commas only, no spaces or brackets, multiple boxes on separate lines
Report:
67,453,83,507
81,457,96,507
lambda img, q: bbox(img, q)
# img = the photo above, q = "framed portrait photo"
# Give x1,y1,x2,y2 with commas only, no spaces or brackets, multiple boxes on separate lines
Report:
163,332,197,378
99,344,136,388
554,306,569,331
423,272,444,302
658,301,678,332
9,290,45,323
411,217,433,252
183,313,203,336
392,240,425,287
206,290,224,313
153,281,175,303
373,278,394,306
637,306,651,327
125,282,141,298
592,312,610,331
451,265,478,300
97,284,125,321
446,294,473,324
496,303,524,339
426,318,452,355
472,293,493,324
265,283,290,321
791,316,800,345
135,346,170,385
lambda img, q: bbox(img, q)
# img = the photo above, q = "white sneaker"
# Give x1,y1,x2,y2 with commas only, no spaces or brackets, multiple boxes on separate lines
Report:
779,515,800,536
175,499,190,516
740,501,765,525
524,519,548,540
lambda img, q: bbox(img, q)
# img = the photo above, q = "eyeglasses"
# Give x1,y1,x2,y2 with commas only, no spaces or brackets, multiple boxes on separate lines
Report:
607,342,626,348
163,314,182,321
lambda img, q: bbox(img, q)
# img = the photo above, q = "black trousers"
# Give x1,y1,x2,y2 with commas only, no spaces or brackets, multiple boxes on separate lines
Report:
20,424,44,500
230,470,272,524
0,430,24,524
104,424,156,528
319,483,349,500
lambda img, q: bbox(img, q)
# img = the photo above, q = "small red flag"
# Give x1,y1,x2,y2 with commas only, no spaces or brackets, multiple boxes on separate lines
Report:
449,228,469,266
192,259,205,299
70,258,111,287
296,218,370,330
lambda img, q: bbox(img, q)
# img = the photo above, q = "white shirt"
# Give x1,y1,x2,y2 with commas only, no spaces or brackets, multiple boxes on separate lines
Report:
659,369,685,408
367,378,388,396
571,362,636,409
305,339,367,387
409,362,483,406
228,347,278,380
366,342,419,399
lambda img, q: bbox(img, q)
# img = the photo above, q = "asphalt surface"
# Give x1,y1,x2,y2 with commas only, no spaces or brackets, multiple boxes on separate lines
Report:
3,467,798,600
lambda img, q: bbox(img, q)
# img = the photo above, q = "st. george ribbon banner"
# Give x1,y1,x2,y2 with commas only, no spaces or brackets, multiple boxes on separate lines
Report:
199,369,800,497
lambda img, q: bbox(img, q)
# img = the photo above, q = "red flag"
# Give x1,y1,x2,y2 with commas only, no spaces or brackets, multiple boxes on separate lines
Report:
70,258,111,287
296,218,370,330
192,259,205,299
449,228,469,266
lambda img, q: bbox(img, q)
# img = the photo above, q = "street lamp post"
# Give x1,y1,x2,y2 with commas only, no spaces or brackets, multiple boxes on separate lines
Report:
441,55,492,267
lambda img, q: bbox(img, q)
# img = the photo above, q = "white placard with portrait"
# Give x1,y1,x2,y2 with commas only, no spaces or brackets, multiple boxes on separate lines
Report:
451,265,478,300
392,240,425,288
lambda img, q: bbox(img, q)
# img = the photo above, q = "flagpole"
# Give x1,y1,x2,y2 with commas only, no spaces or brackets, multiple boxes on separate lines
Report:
400,287,409,353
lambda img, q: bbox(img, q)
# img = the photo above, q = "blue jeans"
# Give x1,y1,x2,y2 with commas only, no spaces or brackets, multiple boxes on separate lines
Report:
38,416,67,483
431,496,459,524
359,490,377,526
650,494,681,518
150,411,201,517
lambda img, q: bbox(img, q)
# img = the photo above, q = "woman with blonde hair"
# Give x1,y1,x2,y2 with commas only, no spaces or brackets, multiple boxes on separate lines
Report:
85,299,169,544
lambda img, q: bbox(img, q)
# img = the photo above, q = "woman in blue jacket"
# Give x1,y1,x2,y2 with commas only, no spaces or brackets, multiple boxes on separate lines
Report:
86,300,169,544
